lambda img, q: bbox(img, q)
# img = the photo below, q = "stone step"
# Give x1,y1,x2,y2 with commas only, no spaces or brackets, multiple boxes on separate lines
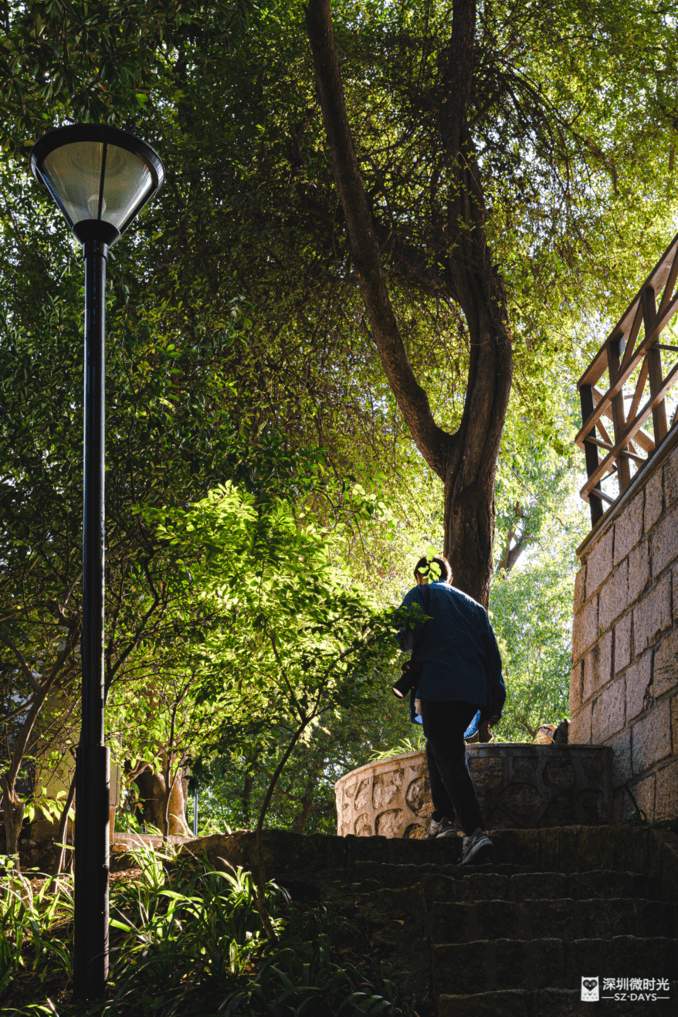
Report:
351,862,662,900
438,987,677,1016
568,869,664,901
349,859,532,887
438,989,527,1017
429,897,678,943
432,936,677,995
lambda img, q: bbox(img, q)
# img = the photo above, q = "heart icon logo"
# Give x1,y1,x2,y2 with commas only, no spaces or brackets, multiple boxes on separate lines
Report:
583,980,597,991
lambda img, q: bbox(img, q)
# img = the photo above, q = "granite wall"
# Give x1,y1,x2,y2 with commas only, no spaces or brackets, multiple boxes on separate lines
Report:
570,429,678,823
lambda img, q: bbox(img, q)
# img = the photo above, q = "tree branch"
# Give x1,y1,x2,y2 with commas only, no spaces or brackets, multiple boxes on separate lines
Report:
305,0,455,479
254,716,311,941
0,700,33,725
0,632,41,692
56,769,77,874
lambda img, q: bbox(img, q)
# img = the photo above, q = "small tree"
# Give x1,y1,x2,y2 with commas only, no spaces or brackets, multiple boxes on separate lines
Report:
110,671,205,839
156,482,405,936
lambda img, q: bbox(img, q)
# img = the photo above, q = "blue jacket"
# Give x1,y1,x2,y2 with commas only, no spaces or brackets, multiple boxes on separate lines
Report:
400,582,506,722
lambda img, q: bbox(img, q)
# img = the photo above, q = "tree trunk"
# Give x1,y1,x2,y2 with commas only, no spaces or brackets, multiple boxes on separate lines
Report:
254,719,310,941
134,762,191,836
305,0,513,606
497,504,528,574
498,537,527,575
56,772,77,874
1,677,62,864
0,613,80,864
163,751,174,840
1,773,25,868
292,793,315,835
242,771,253,828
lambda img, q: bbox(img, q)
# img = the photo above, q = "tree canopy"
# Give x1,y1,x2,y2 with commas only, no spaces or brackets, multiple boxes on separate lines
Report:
2,0,678,848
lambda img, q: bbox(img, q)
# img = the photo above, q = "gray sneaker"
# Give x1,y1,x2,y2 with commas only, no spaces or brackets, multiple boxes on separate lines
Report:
426,816,457,839
460,828,493,865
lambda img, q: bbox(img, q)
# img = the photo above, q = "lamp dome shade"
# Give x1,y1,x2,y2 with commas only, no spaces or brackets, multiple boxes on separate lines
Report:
30,124,164,245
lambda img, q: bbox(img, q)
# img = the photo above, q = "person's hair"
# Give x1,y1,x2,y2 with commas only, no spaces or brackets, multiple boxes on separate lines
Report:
414,555,452,583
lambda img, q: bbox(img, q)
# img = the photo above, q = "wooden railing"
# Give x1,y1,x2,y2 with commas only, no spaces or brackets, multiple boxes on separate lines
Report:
576,232,678,526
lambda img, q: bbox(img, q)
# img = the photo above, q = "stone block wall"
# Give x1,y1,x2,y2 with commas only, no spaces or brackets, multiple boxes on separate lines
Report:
570,434,678,823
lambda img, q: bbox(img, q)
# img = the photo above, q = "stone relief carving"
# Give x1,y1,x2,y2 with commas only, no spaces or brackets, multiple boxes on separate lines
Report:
403,823,427,839
372,769,403,810
336,745,612,839
468,757,503,788
405,775,434,818
354,778,371,811
542,760,576,787
375,809,404,838
354,813,372,837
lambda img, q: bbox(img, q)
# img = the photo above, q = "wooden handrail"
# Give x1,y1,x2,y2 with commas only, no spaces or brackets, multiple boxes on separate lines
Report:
575,291,678,447
577,233,678,388
580,363,678,502
576,233,678,523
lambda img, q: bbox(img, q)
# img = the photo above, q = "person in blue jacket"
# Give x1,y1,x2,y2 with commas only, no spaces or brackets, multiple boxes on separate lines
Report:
399,554,505,865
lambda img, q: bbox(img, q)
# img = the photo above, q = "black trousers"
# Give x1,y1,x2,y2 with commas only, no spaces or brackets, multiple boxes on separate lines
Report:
419,699,485,836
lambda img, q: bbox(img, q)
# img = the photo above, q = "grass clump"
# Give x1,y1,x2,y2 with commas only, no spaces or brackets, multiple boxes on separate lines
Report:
0,861,74,999
0,845,403,1016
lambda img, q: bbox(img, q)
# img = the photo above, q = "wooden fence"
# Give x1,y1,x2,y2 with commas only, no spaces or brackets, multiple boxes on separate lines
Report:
576,232,678,525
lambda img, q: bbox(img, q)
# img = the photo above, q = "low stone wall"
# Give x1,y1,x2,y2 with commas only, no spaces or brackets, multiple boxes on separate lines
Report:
334,744,612,837
110,831,193,871
571,427,678,823
171,827,678,888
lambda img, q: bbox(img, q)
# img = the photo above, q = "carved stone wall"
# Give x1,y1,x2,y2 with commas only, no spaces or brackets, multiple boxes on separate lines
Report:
335,744,612,837
571,428,678,823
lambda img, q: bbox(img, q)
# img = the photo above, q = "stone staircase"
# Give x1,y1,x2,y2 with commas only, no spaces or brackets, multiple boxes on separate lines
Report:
355,858,677,1015
171,826,678,1015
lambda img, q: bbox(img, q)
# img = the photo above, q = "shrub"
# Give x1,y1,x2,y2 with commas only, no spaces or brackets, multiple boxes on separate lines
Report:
0,845,403,1016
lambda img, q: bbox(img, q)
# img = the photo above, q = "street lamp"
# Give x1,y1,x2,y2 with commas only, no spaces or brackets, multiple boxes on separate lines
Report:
30,124,164,1000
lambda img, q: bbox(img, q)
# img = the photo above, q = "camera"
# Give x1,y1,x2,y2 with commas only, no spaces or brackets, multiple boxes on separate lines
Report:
391,662,421,699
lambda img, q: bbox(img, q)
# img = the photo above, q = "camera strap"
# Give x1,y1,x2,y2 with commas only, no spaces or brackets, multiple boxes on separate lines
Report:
410,584,431,663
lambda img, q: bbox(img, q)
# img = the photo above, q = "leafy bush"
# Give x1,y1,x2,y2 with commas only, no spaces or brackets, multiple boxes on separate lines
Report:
0,845,403,1016
0,859,74,998
368,734,426,763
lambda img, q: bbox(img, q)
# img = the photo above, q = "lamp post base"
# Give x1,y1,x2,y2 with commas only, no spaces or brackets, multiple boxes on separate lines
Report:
73,744,110,1000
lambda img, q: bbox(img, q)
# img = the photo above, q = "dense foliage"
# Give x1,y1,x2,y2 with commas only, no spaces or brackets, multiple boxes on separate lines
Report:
1,0,676,871
108,483,406,839
3,2,678,1010
0,846,403,1015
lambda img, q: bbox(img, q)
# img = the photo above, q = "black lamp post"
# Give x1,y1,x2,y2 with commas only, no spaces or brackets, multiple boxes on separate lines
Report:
30,124,164,1000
